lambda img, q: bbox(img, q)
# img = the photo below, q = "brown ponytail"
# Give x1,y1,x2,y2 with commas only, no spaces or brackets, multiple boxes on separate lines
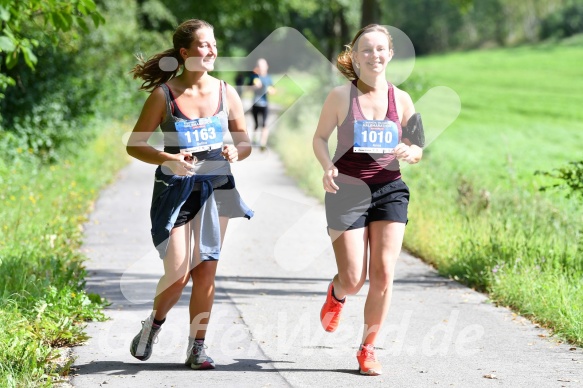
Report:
131,49,180,91
130,19,214,91
336,24,393,81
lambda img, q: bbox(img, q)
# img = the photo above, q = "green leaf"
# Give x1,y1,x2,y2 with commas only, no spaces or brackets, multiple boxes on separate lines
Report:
2,27,15,40
54,11,72,31
45,10,54,27
77,3,87,16
90,12,105,27
51,11,64,30
61,12,74,31
80,0,97,12
77,17,88,33
0,36,15,52
22,46,38,69
0,5,10,22
5,51,18,69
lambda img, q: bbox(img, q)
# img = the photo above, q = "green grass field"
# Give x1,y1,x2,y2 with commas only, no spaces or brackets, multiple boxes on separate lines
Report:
0,121,129,387
272,37,583,345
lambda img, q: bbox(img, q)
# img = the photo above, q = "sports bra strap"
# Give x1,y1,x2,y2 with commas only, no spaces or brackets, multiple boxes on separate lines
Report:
159,83,175,121
220,80,229,117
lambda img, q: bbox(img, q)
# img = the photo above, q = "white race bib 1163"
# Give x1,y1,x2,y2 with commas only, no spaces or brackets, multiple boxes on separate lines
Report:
353,120,399,153
176,116,223,153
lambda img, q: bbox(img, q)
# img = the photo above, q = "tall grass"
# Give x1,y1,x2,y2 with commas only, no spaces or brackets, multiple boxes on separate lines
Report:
271,39,583,345
0,121,129,387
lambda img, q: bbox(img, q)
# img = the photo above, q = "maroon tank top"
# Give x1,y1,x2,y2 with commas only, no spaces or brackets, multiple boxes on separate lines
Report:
332,80,402,184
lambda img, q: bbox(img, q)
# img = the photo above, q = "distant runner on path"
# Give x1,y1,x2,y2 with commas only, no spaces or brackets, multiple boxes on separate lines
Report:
313,24,424,376
126,18,253,370
249,58,275,151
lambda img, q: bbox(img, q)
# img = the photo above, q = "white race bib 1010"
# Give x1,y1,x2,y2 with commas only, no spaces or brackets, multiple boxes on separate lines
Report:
353,120,399,153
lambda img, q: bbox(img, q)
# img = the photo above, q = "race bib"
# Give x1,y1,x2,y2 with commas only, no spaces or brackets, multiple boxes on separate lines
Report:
176,116,223,153
353,120,399,153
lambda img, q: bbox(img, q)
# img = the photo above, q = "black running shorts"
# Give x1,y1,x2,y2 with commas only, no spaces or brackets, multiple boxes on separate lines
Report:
174,178,238,227
325,178,409,231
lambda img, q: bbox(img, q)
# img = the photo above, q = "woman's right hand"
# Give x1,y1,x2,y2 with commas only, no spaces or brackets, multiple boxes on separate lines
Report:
162,153,195,176
323,164,340,194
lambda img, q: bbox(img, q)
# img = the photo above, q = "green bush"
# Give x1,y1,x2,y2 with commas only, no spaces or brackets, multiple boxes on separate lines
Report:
0,0,171,164
536,160,583,201
541,4,583,39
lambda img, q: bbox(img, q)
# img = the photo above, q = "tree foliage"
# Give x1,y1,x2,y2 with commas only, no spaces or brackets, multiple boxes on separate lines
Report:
0,0,168,162
161,0,359,65
381,0,583,54
1,0,582,163
0,0,105,99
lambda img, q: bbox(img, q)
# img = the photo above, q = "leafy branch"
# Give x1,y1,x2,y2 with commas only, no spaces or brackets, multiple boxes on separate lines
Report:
0,0,105,98
536,160,583,201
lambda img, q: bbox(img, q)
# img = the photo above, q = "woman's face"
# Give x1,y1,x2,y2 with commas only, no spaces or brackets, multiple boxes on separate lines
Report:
353,31,392,75
183,28,217,72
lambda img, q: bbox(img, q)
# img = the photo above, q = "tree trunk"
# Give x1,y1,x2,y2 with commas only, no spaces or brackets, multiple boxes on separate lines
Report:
361,0,381,27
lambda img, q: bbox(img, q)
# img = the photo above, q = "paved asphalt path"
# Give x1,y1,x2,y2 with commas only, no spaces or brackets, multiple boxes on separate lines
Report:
71,110,582,387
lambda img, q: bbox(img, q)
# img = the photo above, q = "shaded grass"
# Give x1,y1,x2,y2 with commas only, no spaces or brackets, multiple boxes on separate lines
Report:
0,121,129,386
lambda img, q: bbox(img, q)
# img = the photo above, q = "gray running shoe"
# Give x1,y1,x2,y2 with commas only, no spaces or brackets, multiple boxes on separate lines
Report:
185,341,215,370
130,314,161,361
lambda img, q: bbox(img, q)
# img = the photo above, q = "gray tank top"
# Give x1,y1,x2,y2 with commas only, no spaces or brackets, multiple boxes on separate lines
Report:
158,81,229,161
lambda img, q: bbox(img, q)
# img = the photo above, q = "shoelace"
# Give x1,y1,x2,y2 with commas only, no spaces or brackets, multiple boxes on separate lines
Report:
139,321,160,345
192,342,208,357
330,303,342,313
360,346,376,362
329,299,343,312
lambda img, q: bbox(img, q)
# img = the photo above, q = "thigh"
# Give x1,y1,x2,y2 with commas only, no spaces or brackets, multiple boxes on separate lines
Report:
329,227,369,281
219,216,229,247
368,220,406,277
325,182,372,231
189,213,229,266
164,223,194,282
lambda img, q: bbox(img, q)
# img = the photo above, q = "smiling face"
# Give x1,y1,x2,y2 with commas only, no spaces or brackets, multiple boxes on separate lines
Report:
182,27,217,72
353,31,392,75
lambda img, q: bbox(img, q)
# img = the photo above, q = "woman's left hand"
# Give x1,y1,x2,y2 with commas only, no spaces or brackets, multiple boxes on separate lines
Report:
221,144,238,163
394,143,415,164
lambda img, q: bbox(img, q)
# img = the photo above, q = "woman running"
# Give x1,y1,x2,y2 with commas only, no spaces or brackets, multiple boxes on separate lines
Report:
313,24,423,376
126,19,253,370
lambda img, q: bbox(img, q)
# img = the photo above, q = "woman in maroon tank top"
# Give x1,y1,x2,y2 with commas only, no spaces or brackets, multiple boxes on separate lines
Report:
313,24,423,375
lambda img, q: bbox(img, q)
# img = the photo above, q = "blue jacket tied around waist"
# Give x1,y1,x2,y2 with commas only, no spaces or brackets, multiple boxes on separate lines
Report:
150,164,254,260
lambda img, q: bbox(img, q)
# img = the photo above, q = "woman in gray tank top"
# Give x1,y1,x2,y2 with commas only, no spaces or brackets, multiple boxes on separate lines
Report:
126,19,253,370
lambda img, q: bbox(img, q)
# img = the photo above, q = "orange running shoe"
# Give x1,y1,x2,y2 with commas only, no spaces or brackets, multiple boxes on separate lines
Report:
356,344,382,376
320,282,345,332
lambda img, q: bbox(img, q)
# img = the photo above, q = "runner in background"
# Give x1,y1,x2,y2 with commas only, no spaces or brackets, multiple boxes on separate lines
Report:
249,58,276,151
313,24,423,376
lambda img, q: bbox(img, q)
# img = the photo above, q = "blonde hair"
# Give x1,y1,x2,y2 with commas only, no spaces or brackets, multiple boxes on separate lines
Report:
337,24,393,81
131,19,214,91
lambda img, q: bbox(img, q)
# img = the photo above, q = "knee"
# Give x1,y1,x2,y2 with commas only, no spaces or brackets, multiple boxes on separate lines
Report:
191,265,216,288
163,275,190,293
337,273,365,295
369,271,394,293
